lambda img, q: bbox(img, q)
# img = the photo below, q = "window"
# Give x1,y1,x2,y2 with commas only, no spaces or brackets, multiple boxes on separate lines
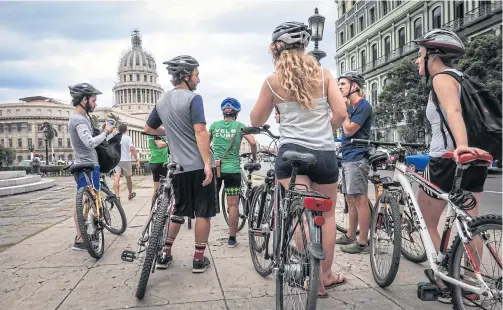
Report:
28,138,32,147
136,55,140,66
18,138,22,148
136,74,140,81
360,50,366,71
129,74,132,81
58,125,62,132
350,56,356,70
432,7,441,28
397,0,402,6
38,138,43,148
383,1,388,15
28,124,32,132
384,37,391,61
38,124,43,132
479,1,491,16
144,74,147,82
370,8,375,23
414,18,422,39
8,139,12,148
359,16,365,32
0,126,3,133
0,139,3,146
371,83,378,105
58,110,61,116
67,138,71,147
455,1,464,26
0,110,2,116
352,0,356,6
137,89,141,102
340,61,345,74
7,124,11,132
341,1,346,14
383,78,388,87
150,76,153,82
349,24,354,38
398,28,405,55
26,109,31,113
16,109,20,115
339,31,345,45
58,138,63,147
7,109,11,115
17,124,22,132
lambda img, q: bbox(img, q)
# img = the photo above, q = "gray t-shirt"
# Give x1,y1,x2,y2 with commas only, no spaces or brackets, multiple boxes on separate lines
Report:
68,113,107,165
146,88,215,173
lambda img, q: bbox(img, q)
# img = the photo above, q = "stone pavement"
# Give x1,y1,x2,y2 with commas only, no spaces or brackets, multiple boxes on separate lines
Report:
0,178,452,310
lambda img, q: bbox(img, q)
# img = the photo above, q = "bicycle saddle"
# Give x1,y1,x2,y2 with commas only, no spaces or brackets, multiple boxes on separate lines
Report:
369,152,388,165
442,151,493,166
69,162,95,174
281,151,317,167
244,162,261,172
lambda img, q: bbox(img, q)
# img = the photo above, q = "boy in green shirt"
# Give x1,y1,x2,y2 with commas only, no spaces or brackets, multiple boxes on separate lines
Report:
148,135,169,202
209,97,257,247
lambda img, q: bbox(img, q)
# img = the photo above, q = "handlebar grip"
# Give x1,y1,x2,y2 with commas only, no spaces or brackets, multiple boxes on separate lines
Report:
242,127,261,134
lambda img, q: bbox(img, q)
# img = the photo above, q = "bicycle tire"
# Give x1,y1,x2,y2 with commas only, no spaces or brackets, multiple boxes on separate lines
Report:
248,184,274,277
75,187,105,259
136,192,170,299
400,204,427,263
369,194,402,288
221,189,247,232
101,186,127,235
449,214,502,310
187,217,192,230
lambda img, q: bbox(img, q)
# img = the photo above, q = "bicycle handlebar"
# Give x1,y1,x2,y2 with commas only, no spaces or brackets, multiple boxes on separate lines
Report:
350,139,428,149
242,124,280,140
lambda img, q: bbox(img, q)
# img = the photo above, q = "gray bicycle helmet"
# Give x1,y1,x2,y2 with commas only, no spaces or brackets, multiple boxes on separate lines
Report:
68,83,102,98
338,71,365,88
272,21,311,48
163,55,199,76
413,29,465,54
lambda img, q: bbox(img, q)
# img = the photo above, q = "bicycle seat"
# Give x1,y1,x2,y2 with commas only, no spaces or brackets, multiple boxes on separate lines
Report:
69,162,95,174
244,162,261,172
442,151,493,166
369,152,388,165
282,151,317,167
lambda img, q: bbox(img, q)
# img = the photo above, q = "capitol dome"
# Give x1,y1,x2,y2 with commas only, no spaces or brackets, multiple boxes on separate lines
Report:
112,30,164,119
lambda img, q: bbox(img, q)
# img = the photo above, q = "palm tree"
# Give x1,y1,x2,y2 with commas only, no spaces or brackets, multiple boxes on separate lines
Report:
42,122,57,165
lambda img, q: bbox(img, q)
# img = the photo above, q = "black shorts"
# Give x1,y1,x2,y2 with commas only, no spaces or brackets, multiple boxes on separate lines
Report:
216,173,242,196
172,169,218,219
150,163,168,183
275,143,339,185
422,157,488,198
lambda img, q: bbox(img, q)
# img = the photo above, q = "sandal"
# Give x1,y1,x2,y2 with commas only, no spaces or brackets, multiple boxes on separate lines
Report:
324,273,347,289
128,192,136,200
318,292,329,298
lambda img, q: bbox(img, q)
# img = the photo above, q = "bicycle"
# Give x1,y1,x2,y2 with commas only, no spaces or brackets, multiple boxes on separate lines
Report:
351,138,502,309
120,152,184,299
244,125,331,310
220,151,261,232
66,162,126,259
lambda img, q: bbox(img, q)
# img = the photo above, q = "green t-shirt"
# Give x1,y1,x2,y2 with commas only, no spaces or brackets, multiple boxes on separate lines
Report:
148,136,169,164
210,120,245,174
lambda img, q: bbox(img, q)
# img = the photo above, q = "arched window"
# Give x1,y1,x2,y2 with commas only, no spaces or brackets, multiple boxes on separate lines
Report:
371,83,378,105
414,18,422,39
340,61,345,74
384,36,391,61
397,27,405,55
350,56,356,70
432,6,441,28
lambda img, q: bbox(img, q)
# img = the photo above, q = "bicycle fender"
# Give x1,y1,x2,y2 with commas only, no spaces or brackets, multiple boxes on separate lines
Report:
308,243,326,260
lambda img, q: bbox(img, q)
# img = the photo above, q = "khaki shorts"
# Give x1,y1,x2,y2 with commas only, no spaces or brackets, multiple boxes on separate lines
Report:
115,161,133,177
341,158,370,195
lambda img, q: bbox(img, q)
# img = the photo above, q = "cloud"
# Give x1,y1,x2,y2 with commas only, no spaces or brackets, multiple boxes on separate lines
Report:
0,0,337,144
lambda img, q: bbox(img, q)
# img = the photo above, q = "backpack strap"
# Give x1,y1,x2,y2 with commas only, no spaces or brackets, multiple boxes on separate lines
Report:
431,70,464,150
219,128,240,161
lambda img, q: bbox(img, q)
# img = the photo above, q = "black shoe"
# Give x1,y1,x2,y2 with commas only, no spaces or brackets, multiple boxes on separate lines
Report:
192,256,211,273
156,251,173,269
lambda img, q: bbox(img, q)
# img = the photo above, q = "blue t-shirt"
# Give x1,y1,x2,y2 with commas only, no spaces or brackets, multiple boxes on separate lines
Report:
341,98,373,163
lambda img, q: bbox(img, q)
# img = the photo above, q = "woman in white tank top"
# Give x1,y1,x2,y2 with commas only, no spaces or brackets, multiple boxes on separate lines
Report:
250,22,348,297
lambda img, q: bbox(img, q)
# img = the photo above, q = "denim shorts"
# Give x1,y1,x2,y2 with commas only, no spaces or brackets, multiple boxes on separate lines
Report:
275,143,338,185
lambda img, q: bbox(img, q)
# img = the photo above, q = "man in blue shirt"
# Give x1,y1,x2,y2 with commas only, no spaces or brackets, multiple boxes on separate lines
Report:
336,72,373,254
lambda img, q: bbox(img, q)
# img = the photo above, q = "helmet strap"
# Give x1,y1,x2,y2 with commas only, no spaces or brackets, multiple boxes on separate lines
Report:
345,81,359,99
183,78,193,92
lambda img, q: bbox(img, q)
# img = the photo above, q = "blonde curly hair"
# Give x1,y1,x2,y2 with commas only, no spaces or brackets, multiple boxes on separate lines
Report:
270,41,322,110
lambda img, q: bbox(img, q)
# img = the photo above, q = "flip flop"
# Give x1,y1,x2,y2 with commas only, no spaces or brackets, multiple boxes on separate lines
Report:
325,274,347,289
318,292,329,298
128,192,136,200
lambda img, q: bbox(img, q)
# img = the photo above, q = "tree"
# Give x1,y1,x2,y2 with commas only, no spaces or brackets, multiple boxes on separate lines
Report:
458,35,502,101
374,59,431,138
42,122,57,165
0,146,16,166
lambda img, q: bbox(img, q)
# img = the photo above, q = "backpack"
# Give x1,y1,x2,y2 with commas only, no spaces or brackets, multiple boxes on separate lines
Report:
92,126,123,174
432,70,502,161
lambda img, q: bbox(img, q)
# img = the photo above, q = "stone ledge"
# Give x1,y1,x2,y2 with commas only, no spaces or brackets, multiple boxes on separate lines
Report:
0,175,41,188
0,171,26,180
0,178,56,197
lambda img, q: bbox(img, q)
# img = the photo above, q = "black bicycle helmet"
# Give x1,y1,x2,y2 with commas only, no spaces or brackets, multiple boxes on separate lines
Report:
413,29,465,54
272,21,311,48
68,83,102,98
163,55,199,76
338,71,365,88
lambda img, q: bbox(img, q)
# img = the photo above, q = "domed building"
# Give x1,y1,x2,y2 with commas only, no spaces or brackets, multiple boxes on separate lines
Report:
113,30,164,119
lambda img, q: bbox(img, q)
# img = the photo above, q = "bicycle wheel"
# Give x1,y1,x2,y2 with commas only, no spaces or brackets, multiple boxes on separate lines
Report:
75,187,105,259
136,191,170,299
369,194,402,288
101,186,127,235
187,217,192,230
248,184,274,277
449,214,502,310
221,189,247,232
400,202,426,263
277,199,320,310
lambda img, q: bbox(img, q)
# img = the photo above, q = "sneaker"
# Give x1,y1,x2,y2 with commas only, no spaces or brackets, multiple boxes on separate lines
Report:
341,241,370,254
156,251,173,269
228,238,238,248
72,237,86,251
192,256,211,273
335,233,356,245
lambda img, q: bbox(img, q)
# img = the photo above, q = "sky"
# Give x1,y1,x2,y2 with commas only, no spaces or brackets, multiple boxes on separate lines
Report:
0,0,338,144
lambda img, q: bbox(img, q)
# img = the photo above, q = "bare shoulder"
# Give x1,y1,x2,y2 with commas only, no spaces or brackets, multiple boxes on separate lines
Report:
432,72,459,91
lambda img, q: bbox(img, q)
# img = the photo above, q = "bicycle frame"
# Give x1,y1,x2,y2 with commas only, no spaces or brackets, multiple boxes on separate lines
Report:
81,172,103,220
392,160,495,297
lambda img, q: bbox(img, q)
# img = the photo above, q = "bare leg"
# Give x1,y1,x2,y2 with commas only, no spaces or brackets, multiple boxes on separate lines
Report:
114,173,121,199
226,195,240,237
350,194,370,245
345,195,359,239
126,176,133,196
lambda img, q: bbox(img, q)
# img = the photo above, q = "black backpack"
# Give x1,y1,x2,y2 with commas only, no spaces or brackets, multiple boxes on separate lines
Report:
432,70,502,161
91,126,123,174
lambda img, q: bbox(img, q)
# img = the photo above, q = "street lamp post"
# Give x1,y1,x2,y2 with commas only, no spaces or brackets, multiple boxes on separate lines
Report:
308,7,326,63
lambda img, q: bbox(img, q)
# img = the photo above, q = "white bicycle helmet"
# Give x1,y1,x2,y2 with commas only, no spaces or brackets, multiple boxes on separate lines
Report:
413,29,465,54
272,22,311,48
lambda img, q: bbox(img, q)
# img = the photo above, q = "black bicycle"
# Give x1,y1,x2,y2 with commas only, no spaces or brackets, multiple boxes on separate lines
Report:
244,125,331,310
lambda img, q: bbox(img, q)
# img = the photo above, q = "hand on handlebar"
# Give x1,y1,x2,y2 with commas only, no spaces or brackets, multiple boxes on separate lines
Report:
453,146,488,162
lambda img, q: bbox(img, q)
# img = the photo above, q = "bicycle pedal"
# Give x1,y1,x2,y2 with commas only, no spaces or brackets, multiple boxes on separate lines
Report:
121,250,136,262
171,216,185,224
417,282,440,301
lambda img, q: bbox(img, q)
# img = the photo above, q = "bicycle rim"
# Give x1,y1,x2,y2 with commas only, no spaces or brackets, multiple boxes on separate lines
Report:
249,184,274,277
101,186,127,235
76,188,104,259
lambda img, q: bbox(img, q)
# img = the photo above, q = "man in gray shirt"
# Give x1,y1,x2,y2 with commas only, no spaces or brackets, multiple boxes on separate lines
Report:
145,55,216,274
68,83,114,251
